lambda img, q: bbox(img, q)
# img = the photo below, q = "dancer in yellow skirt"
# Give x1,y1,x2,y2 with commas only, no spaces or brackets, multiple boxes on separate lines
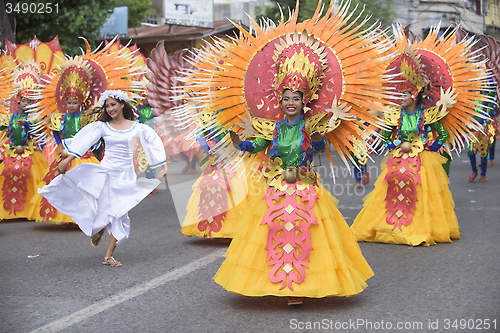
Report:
180,150,250,240
0,61,48,220
180,111,250,240
180,0,395,304
145,41,250,240
351,26,492,246
224,91,374,301
29,57,101,223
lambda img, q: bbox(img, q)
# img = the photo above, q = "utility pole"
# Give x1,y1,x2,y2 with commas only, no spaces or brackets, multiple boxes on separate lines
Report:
482,0,486,34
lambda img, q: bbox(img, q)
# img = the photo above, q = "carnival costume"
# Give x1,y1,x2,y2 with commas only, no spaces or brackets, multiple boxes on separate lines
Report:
38,90,166,244
180,109,251,239
467,89,497,181
180,0,396,297
351,25,491,246
0,60,48,220
478,34,500,166
351,136,372,187
29,57,102,223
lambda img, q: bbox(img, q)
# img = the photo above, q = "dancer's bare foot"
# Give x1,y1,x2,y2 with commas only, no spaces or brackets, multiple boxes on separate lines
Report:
185,168,198,174
468,173,478,182
362,172,370,185
91,229,105,247
353,181,361,189
61,222,78,229
181,164,191,173
478,176,489,182
491,160,496,166
288,297,303,305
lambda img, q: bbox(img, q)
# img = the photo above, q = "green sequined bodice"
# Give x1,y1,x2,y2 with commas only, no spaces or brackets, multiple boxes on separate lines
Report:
63,113,82,139
399,110,422,140
10,112,28,145
276,119,306,168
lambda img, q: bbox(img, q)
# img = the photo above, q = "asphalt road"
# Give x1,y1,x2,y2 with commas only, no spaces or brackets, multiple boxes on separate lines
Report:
1,148,499,333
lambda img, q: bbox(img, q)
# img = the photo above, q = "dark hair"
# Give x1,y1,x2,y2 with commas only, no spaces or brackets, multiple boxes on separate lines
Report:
415,90,425,107
415,81,432,107
99,98,136,122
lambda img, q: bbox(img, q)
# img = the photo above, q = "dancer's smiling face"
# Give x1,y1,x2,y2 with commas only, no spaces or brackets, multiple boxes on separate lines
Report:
105,98,124,120
280,89,304,120
401,91,416,108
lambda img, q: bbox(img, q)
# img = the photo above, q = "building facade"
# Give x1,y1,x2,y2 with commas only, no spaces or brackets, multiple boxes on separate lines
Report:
392,0,500,39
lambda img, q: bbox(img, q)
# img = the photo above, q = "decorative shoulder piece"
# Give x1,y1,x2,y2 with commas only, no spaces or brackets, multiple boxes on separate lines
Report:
0,113,12,127
251,117,276,140
80,107,102,128
305,112,332,135
424,106,443,125
196,108,216,128
384,106,400,127
49,113,64,131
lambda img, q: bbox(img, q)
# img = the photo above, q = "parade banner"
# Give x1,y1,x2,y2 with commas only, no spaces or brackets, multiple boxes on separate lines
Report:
163,0,214,28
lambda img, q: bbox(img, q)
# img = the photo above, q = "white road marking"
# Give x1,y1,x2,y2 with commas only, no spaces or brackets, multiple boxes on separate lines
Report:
31,248,226,333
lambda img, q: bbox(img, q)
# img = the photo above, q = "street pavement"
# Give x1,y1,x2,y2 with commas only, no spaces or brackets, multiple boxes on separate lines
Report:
1,149,499,333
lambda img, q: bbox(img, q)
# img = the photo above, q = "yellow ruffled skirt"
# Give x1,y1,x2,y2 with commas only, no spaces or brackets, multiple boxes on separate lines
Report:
214,181,374,297
29,152,100,223
0,151,48,220
351,150,460,246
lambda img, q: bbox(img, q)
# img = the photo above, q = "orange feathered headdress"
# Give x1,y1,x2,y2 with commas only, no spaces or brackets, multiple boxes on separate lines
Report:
273,31,327,107
14,60,41,100
58,57,92,105
386,46,427,98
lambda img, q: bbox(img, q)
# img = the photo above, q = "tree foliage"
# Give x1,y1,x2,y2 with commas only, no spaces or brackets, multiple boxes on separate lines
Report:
114,0,153,28
15,0,114,56
255,0,394,29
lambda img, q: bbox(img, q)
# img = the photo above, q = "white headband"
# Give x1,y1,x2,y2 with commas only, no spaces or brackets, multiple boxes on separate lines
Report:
99,90,130,106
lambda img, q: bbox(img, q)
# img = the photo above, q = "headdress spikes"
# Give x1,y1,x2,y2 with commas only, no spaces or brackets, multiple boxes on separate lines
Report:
273,31,328,108
386,45,427,98
14,60,42,100
58,57,92,105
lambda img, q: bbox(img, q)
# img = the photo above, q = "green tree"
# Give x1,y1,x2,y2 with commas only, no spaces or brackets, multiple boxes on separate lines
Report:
15,0,114,56
255,0,393,29
114,0,153,28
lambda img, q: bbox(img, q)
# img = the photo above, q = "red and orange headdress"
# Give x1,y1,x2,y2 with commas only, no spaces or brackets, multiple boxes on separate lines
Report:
273,31,327,107
386,46,427,99
14,59,41,100
58,57,92,105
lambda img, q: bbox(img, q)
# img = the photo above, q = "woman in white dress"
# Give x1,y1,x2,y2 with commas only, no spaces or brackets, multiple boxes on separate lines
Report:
39,90,167,266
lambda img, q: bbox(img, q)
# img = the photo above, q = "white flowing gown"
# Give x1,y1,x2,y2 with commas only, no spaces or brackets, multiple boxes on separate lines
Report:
39,121,166,243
